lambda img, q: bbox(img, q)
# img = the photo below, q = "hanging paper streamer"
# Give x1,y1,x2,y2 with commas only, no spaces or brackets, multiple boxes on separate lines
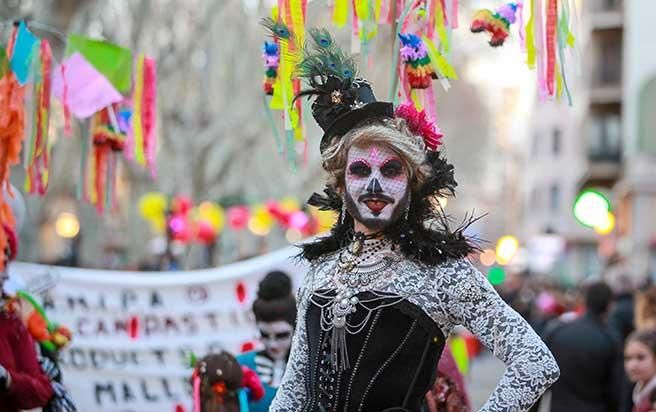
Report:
470,2,519,47
434,0,450,54
128,54,157,176
522,0,575,103
333,0,349,27
84,109,125,214
24,40,53,196
261,6,306,169
545,0,557,96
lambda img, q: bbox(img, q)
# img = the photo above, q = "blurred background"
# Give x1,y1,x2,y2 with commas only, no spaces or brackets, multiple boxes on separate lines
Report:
1,0,653,285
1,0,655,409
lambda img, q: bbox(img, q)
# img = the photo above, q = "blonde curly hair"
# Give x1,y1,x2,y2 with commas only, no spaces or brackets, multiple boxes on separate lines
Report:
320,118,431,194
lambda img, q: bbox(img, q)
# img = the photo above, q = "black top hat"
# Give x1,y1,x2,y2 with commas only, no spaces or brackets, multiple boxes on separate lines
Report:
288,28,394,153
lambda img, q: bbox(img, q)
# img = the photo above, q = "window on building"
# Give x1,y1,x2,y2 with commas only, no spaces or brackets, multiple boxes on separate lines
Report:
595,31,622,86
550,184,560,214
588,114,621,160
552,127,561,156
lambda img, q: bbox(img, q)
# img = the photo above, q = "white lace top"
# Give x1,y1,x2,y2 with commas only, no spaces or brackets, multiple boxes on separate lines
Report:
270,245,560,412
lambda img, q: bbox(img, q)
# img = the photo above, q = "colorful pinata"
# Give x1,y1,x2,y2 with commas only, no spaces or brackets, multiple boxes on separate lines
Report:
399,33,437,89
470,2,519,47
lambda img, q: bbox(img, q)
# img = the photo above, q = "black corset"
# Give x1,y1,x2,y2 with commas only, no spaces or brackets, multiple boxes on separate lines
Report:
303,291,446,412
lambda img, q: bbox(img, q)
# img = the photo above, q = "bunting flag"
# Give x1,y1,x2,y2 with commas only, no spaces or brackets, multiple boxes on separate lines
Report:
9,21,38,85
65,34,133,93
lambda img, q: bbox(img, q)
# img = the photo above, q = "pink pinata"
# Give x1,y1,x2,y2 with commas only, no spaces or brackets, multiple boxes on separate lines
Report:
395,103,443,151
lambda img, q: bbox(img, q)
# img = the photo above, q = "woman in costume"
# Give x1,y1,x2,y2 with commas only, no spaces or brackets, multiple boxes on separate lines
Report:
238,270,296,412
0,224,54,411
268,27,560,412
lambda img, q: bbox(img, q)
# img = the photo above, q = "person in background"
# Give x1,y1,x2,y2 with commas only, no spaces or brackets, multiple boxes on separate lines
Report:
238,271,296,412
191,350,264,412
0,224,54,412
624,329,656,412
606,265,640,412
425,345,471,412
635,287,656,331
540,281,622,412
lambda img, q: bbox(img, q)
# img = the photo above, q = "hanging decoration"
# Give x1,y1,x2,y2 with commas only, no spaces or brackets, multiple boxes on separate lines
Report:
82,107,126,213
0,24,24,269
261,0,307,169
0,21,160,218
24,39,53,195
399,33,437,90
470,2,519,47
262,41,279,96
522,0,575,103
127,53,157,176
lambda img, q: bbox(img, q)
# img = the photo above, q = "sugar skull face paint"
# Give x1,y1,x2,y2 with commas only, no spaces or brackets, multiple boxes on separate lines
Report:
344,143,410,231
258,320,294,361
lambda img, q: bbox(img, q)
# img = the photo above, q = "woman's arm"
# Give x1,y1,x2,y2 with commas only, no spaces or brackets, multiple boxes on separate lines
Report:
436,259,560,411
269,281,310,411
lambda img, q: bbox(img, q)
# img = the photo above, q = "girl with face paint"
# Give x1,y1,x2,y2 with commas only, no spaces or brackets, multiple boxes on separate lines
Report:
237,271,296,412
266,25,559,412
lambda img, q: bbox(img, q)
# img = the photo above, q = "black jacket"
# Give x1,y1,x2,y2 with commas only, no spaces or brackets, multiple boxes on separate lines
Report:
543,313,622,412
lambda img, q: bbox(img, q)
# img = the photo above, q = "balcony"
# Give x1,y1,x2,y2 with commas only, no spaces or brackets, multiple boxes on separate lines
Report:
579,112,622,188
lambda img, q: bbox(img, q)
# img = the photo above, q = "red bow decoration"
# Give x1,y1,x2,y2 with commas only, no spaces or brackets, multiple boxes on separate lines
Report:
394,103,443,151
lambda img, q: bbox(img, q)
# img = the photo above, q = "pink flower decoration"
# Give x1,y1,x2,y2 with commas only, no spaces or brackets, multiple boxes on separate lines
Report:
394,102,443,151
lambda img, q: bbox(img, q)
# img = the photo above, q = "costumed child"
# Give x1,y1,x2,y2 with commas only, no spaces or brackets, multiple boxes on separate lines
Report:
267,26,559,412
238,271,296,412
624,329,656,412
0,223,54,411
191,351,264,412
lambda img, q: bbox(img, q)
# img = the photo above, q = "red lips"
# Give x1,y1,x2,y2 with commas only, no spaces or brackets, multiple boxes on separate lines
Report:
364,199,388,213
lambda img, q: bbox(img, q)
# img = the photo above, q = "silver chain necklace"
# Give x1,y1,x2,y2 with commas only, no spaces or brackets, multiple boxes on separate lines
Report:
311,236,404,370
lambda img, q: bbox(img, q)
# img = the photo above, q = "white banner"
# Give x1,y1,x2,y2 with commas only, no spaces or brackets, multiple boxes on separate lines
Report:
9,246,307,412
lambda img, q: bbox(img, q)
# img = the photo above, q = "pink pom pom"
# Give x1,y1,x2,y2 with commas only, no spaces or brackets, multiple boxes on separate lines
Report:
394,103,443,151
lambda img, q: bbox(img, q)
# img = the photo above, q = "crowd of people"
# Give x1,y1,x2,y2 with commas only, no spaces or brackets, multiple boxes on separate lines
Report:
495,267,656,412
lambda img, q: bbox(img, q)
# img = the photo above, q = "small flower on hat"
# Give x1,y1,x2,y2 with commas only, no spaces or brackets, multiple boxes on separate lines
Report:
394,102,443,151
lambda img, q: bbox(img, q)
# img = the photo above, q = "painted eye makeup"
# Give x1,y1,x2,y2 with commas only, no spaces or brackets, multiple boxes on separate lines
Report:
380,159,403,178
348,161,371,177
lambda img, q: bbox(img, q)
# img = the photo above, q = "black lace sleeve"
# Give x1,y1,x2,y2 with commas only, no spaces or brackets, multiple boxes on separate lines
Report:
435,259,560,411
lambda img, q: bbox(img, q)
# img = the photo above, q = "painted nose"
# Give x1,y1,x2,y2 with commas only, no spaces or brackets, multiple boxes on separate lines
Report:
366,178,383,194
